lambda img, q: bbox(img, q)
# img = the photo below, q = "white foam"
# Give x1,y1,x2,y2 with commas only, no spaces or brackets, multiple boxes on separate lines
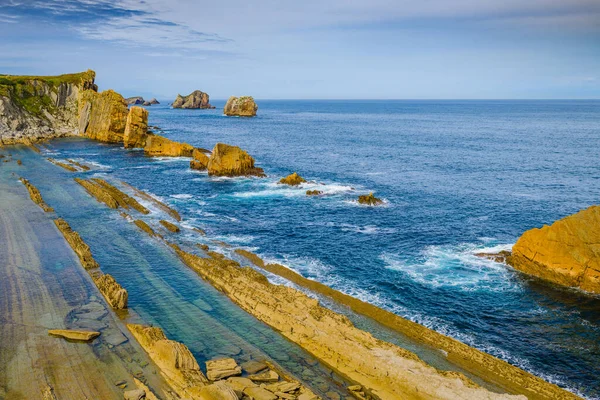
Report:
211,234,255,244
171,194,193,199
84,160,112,170
232,179,355,199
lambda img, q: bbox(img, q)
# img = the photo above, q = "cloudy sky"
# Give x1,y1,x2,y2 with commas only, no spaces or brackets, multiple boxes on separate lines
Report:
0,0,598,99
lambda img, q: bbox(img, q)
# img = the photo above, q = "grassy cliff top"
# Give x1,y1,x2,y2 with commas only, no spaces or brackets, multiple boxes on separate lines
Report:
0,69,95,90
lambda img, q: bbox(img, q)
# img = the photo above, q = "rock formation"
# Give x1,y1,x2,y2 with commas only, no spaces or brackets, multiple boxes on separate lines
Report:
223,96,258,117
134,219,156,236
19,177,54,212
306,190,323,196
144,98,159,105
94,274,128,309
207,143,265,177
279,172,306,186
0,70,96,144
507,205,600,294
190,148,210,171
120,181,181,221
358,193,383,206
53,218,100,270
76,177,150,214
47,157,77,172
48,329,100,342
160,220,180,233
79,89,129,143
126,96,145,105
172,90,214,109
124,106,149,148
206,358,242,380
143,134,194,157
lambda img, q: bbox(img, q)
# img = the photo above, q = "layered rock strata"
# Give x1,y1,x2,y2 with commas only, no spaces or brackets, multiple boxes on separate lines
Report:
234,250,579,400
124,106,149,148
79,89,129,143
47,157,77,172
507,205,600,294
94,274,128,309
207,143,265,177
48,329,100,342
75,178,149,214
160,220,180,233
120,181,181,221
172,90,214,109
223,96,258,117
19,177,54,212
144,134,194,157
171,246,523,400
53,218,99,269
190,148,210,171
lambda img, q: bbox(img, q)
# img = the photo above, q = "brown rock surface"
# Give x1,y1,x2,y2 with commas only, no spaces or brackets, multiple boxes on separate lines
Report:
134,219,156,236
144,134,194,157
279,172,306,186
79,89,129,143
19,177,54,212
198,381,239,400
54,218,99,270
207,143,265,177
124,106,149,148
48,329,100,342
206,358,242,381
223,96,258,117
172,90,214,109
190,148,210,171
121,181,181,221
75,177,118,209
47,157,78,172
91,178,150,214
160,220,180,233
306,190,323,196
94,274,128,309
357,193,383,206
507,205,600,294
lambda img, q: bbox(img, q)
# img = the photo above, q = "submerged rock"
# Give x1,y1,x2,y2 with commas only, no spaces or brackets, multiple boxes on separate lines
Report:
123,106,149,148
160,220,180,233
207,143,265,177
172,90,214,109
48,329,100,342
507,205,600,294
357,192,383,206
279,172,306,186
223,96,258,117
144,134,194,157
54,218,99,269
206,358,242,381
248,369,279,383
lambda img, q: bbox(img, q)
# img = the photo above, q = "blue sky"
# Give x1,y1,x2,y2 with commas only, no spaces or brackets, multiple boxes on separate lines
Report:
0,0,598,99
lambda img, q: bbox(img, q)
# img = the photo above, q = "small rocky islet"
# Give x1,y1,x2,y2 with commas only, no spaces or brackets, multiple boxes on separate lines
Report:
0,69,593,400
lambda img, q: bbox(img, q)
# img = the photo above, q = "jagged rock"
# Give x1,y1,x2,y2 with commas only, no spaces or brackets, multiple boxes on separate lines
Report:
0,70,96,144
160,220,180,233
507,205,600,294
124,106,149,148
172,90,214,109
279,172,306,186
79,89,129,143
475,251,511,264
75,178,118,209
243,386,277,400
357,193,383,206
19,177,54,212
90,178,149,214
94,274,128,309
48,329,100,342
198,381,239,400
124,389,146,400
148,98,159,105
190,148,210,171
306,190,323,196
142,101,151,106
207,143,265,177
144,134,194,157
54,218,99,269
126,96,145,105
47,157,77,172
206,358,242,381
223,96,258,117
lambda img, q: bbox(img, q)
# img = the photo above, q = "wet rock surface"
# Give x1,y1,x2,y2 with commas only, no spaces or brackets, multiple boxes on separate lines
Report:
279,172,306,186
357,192,383,206
19,177,54,212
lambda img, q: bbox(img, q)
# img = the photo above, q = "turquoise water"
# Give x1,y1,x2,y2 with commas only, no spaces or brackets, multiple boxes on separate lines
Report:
24,100,600,398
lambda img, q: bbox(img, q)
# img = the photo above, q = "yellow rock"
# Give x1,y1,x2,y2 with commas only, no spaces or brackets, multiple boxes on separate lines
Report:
279,172,306,186
79,89,129,143
509,205,600,294
124,106,149,148
54,218,99,270
207,143,265,177
190,148,210,170
48,329,100,342
143,134,194,157
94,273,128,309
357,192,383,206
160,220,180,233
19,177,54,212
223,96,258,117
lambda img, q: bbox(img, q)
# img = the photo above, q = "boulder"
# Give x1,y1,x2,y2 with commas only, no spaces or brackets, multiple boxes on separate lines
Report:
225,377,257,397
198,382,239,400
126,96,145,105
172,90,214,109
357,192,383,206
223,96,258,117
205,358,242,381
279,172,306,186
144,134,194,157
124,389,146,400
240,360,268,374
124,106,149,148
243,387,277,400
48,329,100,342
190,148,210,171
306,190,323,196
207,143,265,177
248,369,279,383
79,89,129,143
507,205,600,294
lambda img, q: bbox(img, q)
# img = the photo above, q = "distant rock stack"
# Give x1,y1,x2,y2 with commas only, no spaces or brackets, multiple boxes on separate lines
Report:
172,90,214,109
223,96,258,117
126,96,144,105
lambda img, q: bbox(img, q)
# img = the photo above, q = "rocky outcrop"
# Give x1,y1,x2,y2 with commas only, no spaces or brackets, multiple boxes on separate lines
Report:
120,181,181,221
358,193,383,206
94,274,128,309
124,106,149,148
160,220,180,233
79,89,129,143
143,134,194,157
127,324,209,398
48,329,100,342
172,90,214,109
306,190,323,196
76,177,150,214
507,206,600,294
126,96,145,105
190,148,210,171
279,172,306,186
223,96,258,117
143,98,159,106
19,177,54,212
0,70,96,144
134,219,156,236
47,157,77,172
206,358,242,381
172,248,524,400
53,218,100,270
207,143,265,177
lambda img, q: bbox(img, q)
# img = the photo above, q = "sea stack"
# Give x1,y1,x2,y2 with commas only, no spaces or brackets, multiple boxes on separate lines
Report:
507,205,600,294
125,96,144,105
172,90,214,109
207,143,265,177
123,106,149,148
223,96,258,117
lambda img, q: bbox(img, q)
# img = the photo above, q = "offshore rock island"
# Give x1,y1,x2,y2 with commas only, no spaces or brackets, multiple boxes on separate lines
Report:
0,70,592,399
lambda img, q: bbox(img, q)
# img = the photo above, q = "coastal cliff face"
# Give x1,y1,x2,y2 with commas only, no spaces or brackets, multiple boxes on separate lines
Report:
172,90,214,109
79,89,129,143
0,70,97,144
223,96,258,117
207,143,265,177
124,106,149,148
508,206,600,294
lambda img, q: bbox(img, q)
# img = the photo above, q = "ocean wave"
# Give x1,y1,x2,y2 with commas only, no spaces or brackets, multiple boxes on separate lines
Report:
84,160,112,170
232,180,355,199
308,221,396,235
171,194,194,199
211,234,255,244
151,157,192,163
380,241,521,293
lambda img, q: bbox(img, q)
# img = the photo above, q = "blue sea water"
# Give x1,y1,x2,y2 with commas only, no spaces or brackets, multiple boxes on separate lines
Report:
47,100,600,398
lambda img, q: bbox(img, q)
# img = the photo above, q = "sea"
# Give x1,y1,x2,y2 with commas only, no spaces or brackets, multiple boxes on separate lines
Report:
38,99,600,398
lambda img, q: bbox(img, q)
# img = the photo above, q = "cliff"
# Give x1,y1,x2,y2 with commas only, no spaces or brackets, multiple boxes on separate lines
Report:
508,206,600,294
123,106,149,148
223,96,258,117
172,90,214,109
78,89,129,143
0,70,97,144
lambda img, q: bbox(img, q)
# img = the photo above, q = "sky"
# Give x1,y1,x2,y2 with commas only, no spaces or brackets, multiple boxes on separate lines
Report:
0,0,599,99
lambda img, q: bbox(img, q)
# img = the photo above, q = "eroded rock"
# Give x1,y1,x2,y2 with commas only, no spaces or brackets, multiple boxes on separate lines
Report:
79,89,129,143
172,90,214,109
206,358,242,381
19,177,54,212
54,218,99,269
190,148,210,171
124,106,149,148
144,134,194,157
207,143,264,177
48,329,100,342
224,96,258,117
357,193,383,206
306,190,323,196
94,274,128,309
160,220,180,233
279,172,306,186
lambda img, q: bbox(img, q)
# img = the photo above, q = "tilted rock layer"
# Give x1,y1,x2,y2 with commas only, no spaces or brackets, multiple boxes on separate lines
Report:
508,205,600,294
207,143,265,177
79,89,129,143
144,134,194,157
0,70,96,144
94,274,128,309
172,90,214,109
223,96,258,117
124,106,149,148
